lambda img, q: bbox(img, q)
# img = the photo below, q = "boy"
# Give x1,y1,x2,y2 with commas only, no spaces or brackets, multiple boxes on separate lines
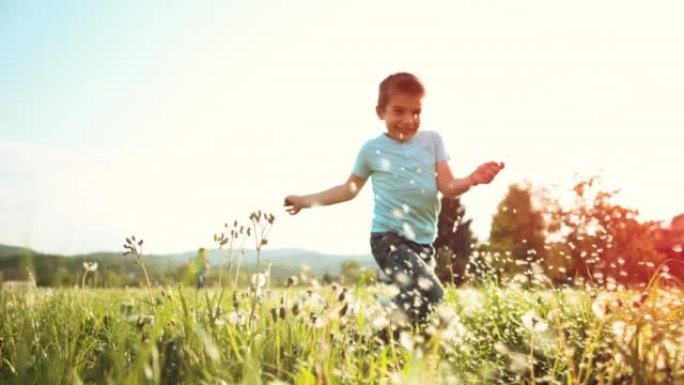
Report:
284,72,503,324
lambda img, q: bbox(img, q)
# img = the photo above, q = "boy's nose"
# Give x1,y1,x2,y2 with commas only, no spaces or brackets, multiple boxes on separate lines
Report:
402,115,418,125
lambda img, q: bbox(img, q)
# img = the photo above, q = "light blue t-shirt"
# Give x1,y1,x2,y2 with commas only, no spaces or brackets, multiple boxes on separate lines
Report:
352,130,450,245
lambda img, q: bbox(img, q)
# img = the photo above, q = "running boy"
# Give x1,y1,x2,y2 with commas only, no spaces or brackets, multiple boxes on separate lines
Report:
284,72,504,324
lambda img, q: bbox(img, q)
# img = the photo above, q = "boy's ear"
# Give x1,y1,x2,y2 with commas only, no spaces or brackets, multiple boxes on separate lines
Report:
375,105,384,119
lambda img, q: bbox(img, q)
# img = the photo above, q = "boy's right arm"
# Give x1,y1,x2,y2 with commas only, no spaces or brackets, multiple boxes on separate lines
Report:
284,174,367,215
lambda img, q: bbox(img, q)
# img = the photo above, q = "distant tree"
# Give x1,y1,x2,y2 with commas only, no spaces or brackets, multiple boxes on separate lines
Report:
547,176,665,287
322,272,336,285
340,260,362,284
656,214,684,280
487,182,547,281
434,197,477,285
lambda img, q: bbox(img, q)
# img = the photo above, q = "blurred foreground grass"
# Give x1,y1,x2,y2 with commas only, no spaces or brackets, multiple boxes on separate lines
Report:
1,283,683,384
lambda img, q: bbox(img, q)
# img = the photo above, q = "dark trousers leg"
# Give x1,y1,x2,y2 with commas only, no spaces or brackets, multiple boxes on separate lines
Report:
371,232,444,324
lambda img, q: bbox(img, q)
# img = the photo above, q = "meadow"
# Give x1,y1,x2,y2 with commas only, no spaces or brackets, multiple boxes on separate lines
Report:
1,279,682,385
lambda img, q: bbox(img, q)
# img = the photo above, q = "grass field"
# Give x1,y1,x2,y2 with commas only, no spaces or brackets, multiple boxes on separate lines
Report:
1,281,683,384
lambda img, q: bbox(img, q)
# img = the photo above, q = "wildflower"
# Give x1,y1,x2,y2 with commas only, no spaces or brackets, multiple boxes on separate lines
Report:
521,310,548,332
591,292,616,319
227,310,246,326
631,292,648,308
398,331,414,352
493,342,510,355
510,352,531,373
286,275,299,287
136,314,155,328
83,261,98,272
298,290,327,314
372,314,390,331
338,287,348,302
251,272,267,289
339,303,349,317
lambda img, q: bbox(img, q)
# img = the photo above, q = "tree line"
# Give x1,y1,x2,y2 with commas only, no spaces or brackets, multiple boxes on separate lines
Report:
435,176,683,288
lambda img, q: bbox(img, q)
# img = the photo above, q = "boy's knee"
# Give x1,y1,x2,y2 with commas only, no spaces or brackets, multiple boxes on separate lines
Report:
417,274,443,305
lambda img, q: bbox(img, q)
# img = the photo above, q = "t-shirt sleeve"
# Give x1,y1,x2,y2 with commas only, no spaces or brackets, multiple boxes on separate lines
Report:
352,143,372,178
433,132,450,162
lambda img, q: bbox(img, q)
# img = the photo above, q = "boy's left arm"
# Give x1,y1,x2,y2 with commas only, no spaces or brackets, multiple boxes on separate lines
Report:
436,161,504,197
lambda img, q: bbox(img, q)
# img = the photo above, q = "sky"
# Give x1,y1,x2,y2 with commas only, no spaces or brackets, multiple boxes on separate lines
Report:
1,0,683,256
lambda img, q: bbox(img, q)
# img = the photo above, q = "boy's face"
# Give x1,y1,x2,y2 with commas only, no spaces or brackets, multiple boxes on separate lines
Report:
376,93,422,142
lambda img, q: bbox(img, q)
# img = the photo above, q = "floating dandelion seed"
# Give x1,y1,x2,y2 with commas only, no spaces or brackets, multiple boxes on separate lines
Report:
392,208,405,218
402,222,416,240
417,277,433,291
395,272,411,286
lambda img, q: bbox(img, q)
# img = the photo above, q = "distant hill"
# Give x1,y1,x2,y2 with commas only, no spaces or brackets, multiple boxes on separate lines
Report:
90,247,375,275
0,244,35,257
0,244,375,275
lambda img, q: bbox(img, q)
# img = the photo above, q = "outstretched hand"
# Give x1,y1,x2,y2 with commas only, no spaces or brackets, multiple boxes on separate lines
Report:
469,161,505,186
284,195,305,215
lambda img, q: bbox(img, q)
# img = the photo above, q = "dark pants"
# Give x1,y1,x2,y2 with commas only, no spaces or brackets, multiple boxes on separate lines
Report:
196,271,208,289
370,231,444,324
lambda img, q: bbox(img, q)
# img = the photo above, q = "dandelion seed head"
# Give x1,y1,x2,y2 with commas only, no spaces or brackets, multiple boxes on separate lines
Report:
251,273,267,289
227,310,246,326
372,314,390,331
494,342,510,355
144,365,153,380
510,352,530,373
83,261,98,272
399,331,414,352
521,310,548,332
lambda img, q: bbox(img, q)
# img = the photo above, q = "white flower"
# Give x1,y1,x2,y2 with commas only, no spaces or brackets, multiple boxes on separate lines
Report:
251,272,267,289
521,310,548,332
227,310,246,326
371,314,390,331
398,331,414,352
591,293,615,319
83,261,98,272
286,275,299,287
494,342,510,355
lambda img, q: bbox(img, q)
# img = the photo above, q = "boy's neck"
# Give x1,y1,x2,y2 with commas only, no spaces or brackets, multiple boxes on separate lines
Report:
384,132,414,142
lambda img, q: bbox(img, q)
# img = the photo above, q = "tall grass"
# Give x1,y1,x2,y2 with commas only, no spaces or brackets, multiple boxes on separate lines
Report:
1,281,682,384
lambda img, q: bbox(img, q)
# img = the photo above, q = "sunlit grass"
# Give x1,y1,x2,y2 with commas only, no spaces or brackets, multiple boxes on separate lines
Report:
1,281,682,384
